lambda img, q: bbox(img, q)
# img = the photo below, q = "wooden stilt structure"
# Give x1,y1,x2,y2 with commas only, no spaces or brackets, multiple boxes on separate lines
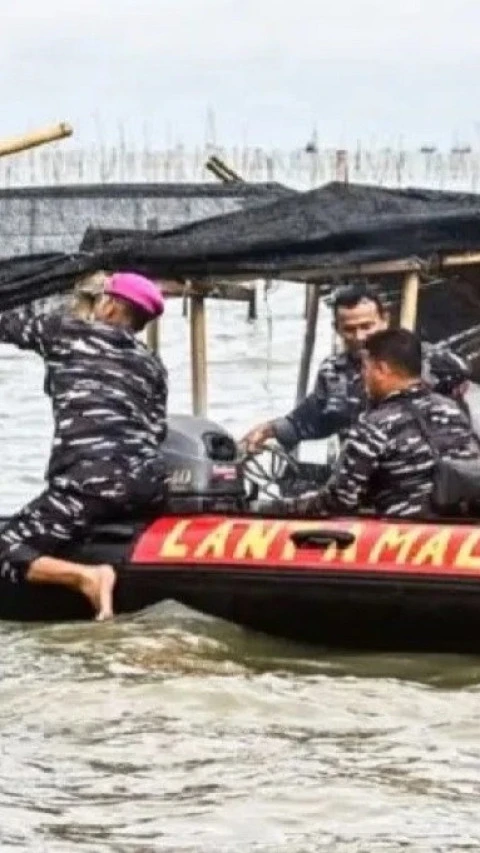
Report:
190,295,208,416
146,319,160,353
247,283,257,321
157,278,253,414
304,283,316,320
399,271,420,331
295,285,320,404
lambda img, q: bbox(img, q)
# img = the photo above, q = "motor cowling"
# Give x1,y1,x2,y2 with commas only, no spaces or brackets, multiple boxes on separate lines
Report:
163,414,247,512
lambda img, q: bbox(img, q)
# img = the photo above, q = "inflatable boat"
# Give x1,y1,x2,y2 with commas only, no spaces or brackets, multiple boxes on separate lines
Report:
3,415,480,653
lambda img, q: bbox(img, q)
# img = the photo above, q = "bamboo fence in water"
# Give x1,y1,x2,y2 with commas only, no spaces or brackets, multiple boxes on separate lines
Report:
0,142,479,191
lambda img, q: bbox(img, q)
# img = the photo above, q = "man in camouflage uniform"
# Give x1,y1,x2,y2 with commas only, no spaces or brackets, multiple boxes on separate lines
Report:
275,329,479,518
0,272,167,620
242,283,471,451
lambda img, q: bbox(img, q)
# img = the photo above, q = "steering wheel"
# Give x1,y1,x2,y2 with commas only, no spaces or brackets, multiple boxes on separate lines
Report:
241,443,301,499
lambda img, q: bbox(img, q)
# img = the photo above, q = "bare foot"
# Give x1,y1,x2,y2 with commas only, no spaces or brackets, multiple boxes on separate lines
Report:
27,556,117,620
95,565,117,621
80,564,116,620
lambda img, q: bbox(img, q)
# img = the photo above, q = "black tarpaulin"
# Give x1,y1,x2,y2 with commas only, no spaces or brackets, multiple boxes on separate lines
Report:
2,182,480,309
0,253,94,311
79,182,480,278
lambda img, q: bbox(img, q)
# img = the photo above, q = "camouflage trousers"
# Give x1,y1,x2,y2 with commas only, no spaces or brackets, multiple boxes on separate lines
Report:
0,456,165,583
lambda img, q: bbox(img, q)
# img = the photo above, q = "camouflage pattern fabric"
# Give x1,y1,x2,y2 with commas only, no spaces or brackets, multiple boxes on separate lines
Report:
0,307,168,581
290,385,480,518
272,344,471,449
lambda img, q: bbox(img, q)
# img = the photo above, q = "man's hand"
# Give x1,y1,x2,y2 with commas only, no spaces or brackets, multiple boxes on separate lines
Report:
240,422,275,453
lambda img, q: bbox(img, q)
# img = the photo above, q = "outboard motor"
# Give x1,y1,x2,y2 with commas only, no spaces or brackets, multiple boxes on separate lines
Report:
163,414,247,512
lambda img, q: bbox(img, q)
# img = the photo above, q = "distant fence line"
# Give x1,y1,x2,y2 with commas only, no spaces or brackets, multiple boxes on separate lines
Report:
1,143,480,190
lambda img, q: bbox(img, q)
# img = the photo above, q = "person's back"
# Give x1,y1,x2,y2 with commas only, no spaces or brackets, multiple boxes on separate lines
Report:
273,329,480,520
0,272,168,621
357,385,478,516
31,312,167,477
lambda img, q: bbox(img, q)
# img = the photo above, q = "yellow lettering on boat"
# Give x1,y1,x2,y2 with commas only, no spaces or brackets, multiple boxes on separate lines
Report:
194,521,234,558
322,523,362,563
160,519,191,558
454,530,480,570
369,525,423,564
411,528,452,567
280,521,324,560
234,522,283,560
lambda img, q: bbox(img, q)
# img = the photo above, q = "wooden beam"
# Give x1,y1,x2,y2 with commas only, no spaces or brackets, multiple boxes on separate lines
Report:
156,279,253,302
304,282,316,318
437,252,480,269
276,251,480,283
146,319,159,353
75,273,253,303
247,286,257,320
196,249,480,287
190,295,208,416
296,285,320,403
399,271,420,330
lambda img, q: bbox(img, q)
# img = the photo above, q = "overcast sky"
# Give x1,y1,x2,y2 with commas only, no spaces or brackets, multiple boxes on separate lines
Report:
3,0,480,150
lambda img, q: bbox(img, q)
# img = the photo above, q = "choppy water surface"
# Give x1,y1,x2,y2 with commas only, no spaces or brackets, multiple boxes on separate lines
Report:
1,287,480,853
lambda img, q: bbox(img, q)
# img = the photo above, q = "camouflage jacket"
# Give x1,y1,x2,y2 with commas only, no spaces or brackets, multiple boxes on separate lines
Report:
0,307,168,479
272,344,471,449
297,384,479,518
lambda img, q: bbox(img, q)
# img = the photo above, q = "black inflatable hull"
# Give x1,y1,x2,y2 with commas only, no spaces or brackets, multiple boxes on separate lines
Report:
3,513,480,653
4,562,480,654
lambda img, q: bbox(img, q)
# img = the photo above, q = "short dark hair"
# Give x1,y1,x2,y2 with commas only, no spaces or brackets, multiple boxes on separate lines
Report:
364,329,422,377
332,282,386,319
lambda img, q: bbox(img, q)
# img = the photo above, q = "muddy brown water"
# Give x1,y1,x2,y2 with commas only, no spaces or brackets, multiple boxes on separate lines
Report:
0,289,479,853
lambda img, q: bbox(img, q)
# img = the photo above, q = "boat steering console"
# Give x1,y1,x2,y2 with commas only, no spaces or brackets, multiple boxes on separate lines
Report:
163,415,330,512
241,444,301,500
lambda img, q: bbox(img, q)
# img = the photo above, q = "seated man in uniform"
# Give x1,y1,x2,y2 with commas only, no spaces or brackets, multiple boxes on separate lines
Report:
0,272,167,620
274,329,479,519
241,283,471,452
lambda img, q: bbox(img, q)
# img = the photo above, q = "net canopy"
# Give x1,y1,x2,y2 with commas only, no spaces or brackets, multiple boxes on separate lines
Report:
2,182,480,310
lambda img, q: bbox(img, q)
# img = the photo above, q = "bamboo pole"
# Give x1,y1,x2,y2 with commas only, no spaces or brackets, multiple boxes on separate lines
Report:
190,295,208,416
0,122,73,158
205,155,243,182
145,216,160,350
146,319,160,353
295,285,320,403
326,319,340,465
305,145,318,319
304,283,315,319
247,282,257,320
399,271,420,330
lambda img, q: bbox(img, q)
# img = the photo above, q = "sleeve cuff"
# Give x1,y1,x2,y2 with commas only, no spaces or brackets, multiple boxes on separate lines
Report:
271,417,299,449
